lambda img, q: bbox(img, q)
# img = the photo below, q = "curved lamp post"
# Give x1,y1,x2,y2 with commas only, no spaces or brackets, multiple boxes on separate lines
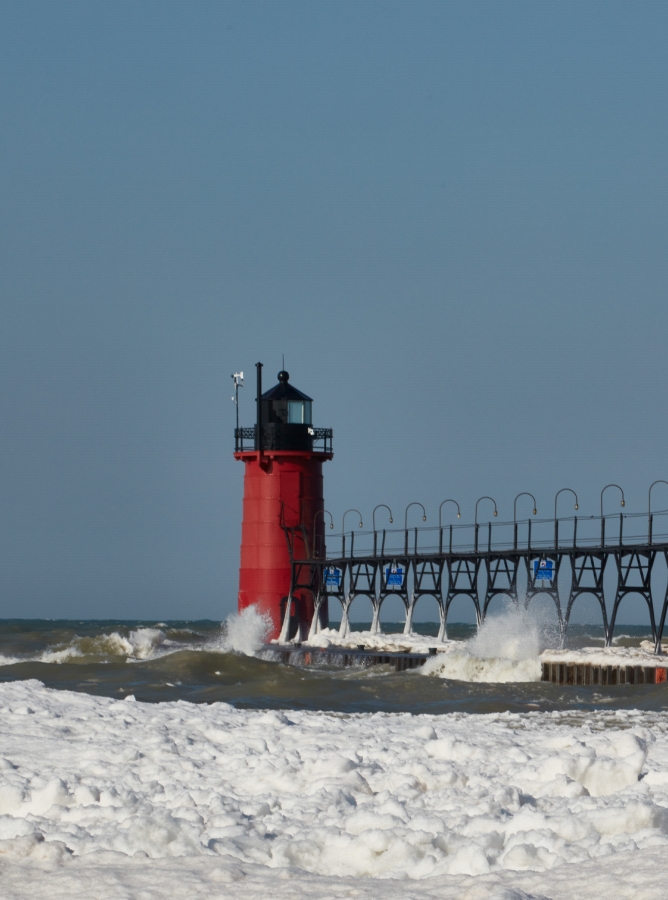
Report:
342,509,363,533
600,484,625,518
513,492,537,523
649,480,668,516
404,502,427,530
554,488,578,519
475,496,498,525
372,504,394,531
313,509,334,533
438,499,461,527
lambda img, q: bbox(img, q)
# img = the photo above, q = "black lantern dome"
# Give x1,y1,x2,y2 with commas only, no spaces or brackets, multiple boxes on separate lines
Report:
233,362,332,454
260,371,313,450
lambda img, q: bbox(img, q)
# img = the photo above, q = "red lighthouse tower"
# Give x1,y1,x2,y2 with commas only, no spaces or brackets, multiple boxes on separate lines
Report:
234,363,333,641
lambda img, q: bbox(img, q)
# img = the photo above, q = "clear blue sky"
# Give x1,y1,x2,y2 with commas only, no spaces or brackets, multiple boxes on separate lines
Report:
1,1,667,622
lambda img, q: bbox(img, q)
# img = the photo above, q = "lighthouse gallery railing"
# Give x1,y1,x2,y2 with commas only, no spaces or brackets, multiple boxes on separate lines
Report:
235,426,333,453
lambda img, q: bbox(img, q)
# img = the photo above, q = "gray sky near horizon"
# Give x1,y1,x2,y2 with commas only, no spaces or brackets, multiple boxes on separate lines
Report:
1,1,668,625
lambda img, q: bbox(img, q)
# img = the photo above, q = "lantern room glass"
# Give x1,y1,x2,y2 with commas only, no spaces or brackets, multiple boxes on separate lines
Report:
288,400,312,424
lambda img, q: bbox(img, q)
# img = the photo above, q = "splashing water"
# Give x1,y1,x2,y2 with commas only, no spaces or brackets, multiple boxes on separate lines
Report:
468,600,559,661
39,628,168,664
421,599,560,683
221,605,273,656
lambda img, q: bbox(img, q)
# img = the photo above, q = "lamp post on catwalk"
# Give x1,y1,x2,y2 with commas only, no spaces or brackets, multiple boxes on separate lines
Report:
233,363,334,641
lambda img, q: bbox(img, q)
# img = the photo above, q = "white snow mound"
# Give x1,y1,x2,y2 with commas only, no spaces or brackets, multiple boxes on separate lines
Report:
0,680,665,888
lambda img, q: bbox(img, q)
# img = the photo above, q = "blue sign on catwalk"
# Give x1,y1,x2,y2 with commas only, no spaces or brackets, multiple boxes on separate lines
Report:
324,566,342,587
385,562,405,588
533,558,554,581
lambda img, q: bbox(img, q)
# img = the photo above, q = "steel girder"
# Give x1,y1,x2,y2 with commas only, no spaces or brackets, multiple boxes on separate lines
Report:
287,541,668,653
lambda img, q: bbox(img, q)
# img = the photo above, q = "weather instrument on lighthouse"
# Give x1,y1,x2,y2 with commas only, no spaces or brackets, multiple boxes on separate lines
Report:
234,363,333,641
231,371,244,431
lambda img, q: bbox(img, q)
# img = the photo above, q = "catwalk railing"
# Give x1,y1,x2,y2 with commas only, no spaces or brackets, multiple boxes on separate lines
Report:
283,509,668,652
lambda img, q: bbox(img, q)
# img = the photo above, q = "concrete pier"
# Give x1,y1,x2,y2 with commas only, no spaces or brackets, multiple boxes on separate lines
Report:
269,643,435,672
541,658,667,686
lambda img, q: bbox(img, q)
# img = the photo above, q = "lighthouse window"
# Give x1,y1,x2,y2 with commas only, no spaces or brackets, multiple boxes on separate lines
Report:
288,400,312,424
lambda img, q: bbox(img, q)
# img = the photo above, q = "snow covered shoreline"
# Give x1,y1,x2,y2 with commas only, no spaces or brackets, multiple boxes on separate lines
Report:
2,682,668,898
3,846,668,900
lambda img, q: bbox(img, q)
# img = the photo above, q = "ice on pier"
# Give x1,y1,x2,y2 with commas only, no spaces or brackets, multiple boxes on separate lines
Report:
303,627,451,654
303,630,543,682
2,681,668,898
306,604,557,683
540,643,666,667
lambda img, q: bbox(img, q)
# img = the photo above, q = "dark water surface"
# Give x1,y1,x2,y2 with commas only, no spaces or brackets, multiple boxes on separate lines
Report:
1,619,667,715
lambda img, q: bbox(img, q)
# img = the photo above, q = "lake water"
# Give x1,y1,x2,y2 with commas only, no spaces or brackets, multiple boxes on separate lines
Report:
1,617,666,714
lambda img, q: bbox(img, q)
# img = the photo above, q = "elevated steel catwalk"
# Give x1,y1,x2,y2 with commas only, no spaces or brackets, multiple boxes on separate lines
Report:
283,510,668,653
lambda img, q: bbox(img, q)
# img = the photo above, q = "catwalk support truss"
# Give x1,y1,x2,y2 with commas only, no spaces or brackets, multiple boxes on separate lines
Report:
281,512,668,652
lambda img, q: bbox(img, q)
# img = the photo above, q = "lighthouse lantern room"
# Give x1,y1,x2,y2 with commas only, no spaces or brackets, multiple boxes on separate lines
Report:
234,364,333,641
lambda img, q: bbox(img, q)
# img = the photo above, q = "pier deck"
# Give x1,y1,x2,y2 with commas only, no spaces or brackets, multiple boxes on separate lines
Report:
268,642,435,672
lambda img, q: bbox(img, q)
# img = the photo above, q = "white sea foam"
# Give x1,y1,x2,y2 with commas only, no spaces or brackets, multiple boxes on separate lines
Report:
421,650,542,683
421,602,558,683
0,654,23,667
220,605,273,656
306,602,559,683
2,615,272,669
1,681,668,898
39,628,167,663
307,625,544,681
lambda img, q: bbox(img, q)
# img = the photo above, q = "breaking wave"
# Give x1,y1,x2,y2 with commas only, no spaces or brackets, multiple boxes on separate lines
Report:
40,628,169,663
421,600,560,683
0,609,273,669
217,605,273,656
0,654,23,667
